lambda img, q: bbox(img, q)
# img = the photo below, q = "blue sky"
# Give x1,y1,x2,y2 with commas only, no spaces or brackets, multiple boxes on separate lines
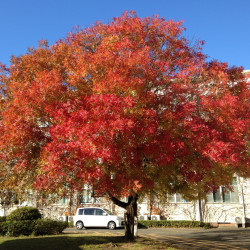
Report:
0,0,249,69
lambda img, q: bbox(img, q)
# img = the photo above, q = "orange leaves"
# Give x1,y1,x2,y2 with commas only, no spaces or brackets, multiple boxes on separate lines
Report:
0,11,249,197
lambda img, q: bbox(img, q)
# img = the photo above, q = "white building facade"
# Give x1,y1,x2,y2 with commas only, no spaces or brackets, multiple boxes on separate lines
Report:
1,177,249,227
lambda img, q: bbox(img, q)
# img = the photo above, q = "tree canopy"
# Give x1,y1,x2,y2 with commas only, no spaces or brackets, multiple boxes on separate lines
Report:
0,11,249,202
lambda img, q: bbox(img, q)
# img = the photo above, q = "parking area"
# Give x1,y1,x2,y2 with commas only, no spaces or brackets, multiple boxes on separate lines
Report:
64,227,250,249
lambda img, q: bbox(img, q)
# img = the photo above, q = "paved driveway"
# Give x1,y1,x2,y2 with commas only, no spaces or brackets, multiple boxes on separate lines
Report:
64,227,250,249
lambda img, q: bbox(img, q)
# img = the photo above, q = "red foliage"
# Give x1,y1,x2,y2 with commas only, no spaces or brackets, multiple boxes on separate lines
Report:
0,11,249,198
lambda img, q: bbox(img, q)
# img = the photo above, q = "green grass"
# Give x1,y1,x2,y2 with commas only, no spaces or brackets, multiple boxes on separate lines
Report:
0,234,178,249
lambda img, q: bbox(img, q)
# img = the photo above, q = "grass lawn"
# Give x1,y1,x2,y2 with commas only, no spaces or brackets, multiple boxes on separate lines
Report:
0,234,178,249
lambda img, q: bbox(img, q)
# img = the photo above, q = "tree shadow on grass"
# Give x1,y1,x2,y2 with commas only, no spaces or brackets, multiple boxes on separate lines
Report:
0,234,164,250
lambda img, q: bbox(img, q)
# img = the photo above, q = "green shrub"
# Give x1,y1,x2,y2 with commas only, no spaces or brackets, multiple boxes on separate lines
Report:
6,220,35,237
0,222,8,236
0,219,68,237
201,222,212,229
68,221,74,228
138,220,211,228
0,216,7,222
33,219,68,236
7,207,41,221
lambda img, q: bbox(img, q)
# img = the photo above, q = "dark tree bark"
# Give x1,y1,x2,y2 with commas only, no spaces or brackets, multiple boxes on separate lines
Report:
111,193,138,241
198,198,203,222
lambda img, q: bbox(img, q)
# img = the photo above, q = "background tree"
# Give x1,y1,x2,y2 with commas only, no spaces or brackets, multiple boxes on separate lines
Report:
0,12,249,240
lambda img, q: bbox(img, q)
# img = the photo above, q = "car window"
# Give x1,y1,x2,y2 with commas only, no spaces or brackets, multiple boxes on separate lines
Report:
84,208,94,215
95,209,104,216
78,209,84,215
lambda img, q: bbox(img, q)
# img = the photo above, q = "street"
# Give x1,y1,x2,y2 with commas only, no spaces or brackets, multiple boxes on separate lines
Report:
64,227,250,249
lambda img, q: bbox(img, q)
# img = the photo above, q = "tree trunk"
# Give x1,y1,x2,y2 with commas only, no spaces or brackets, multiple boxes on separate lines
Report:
111,193,138,241
198,198,203,222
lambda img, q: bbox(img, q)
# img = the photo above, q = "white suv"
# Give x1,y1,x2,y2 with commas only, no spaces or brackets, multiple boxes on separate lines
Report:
74,207,125,230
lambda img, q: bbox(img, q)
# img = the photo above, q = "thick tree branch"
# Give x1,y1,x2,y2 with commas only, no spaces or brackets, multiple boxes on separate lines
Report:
110,193,139,210
110,196,127,209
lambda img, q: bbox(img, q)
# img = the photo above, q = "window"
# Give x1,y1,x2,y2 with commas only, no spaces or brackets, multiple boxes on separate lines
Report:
84,208,95,215
56,196,68,205
78,209,84,215
167,193,188,203
206,178,239,203
80,188,105,204
95,209,104,216
80,189,92,203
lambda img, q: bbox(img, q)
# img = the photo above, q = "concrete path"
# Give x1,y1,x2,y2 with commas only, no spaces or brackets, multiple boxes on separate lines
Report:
64,227,250,249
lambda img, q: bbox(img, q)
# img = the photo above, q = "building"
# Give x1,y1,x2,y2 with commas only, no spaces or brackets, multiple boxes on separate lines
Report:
0,176,249,227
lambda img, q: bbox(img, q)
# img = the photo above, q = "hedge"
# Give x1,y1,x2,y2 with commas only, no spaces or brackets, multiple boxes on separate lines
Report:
33,219,68,236
7,207,41,221
0,219,68,237
0,216,6,222
0,221,8,236
138,220,211,229
0,207,68,237
6,220,35,236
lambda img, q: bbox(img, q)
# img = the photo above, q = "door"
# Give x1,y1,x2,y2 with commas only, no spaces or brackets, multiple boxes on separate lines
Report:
94,208,109,227
83,208,95,226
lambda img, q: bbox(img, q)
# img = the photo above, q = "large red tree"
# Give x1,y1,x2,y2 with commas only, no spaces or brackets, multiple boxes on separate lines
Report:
0,12,249,239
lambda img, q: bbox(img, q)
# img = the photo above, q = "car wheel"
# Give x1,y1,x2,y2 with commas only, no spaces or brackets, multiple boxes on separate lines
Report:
76,221,84,230
108,221,116,230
